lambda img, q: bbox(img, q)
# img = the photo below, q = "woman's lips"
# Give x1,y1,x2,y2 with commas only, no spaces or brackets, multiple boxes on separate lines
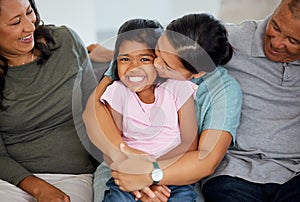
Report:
19,34,34,43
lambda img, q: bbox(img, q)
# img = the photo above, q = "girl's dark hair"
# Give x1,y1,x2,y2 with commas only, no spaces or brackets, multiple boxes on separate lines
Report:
166,13,233,74
0,0,55,110
111,18,163,80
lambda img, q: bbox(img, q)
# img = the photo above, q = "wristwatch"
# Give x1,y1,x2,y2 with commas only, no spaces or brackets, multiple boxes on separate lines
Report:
151,162,163,185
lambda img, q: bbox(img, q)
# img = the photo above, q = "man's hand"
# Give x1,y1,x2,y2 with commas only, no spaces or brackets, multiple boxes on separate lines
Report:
87,43,114,63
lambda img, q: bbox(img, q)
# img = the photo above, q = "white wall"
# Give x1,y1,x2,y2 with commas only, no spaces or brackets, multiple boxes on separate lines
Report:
35,0,220,45
35,0,97,44
95,0,221,47
35,0,280,46
219,0,281,23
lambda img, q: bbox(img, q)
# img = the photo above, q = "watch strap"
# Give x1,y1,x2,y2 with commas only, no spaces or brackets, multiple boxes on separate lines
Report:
153,162,159,169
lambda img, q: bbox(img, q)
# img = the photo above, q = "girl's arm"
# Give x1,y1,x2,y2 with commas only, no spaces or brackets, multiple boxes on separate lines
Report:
105,103,123,136
158,96,198,160
100,103,123,165
82,76,126,162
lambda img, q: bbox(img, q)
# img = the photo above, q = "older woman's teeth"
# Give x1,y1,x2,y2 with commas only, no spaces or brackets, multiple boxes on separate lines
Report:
20,35,32,42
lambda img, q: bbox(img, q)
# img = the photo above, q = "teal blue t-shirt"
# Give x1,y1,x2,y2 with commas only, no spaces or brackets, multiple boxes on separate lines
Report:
191,66,242,144
105,65,242,144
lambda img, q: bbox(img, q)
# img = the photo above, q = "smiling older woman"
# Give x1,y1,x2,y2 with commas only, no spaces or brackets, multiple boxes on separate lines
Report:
0,0,98,201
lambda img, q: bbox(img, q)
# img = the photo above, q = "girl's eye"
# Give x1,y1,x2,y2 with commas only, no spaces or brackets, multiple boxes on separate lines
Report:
141,58,151,62
119,57,129,62
141,56,155,62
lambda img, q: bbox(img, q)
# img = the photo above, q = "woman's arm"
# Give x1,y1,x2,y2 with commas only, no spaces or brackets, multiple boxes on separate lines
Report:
158,96,198,160
160,129,232,185
111,129,232,191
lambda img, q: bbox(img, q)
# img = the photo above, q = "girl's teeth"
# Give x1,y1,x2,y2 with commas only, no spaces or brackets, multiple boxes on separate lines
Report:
129,76,144,82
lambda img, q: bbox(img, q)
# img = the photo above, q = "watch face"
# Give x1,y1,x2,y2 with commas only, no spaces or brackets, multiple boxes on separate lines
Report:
151,168,163,182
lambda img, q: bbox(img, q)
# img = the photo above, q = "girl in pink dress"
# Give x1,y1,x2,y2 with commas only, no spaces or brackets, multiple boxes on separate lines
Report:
100,18,199,202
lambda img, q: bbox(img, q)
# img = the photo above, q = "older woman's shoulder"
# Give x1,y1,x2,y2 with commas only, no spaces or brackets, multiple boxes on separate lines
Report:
45,25,85,50
46,25,76,40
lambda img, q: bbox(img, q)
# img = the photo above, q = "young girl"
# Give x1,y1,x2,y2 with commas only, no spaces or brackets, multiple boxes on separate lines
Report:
100,18,199,201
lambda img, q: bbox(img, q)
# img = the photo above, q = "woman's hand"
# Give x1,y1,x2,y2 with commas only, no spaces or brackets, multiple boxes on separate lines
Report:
35,185,70,202
18,175,70,202
110,143,155,175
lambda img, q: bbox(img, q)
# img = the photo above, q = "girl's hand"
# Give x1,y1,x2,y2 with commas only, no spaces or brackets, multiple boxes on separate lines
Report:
139,185,170,202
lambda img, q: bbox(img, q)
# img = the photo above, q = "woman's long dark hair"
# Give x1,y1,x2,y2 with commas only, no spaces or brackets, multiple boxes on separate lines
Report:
165,13,233,74
0,0,55,110
111,18,163,80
